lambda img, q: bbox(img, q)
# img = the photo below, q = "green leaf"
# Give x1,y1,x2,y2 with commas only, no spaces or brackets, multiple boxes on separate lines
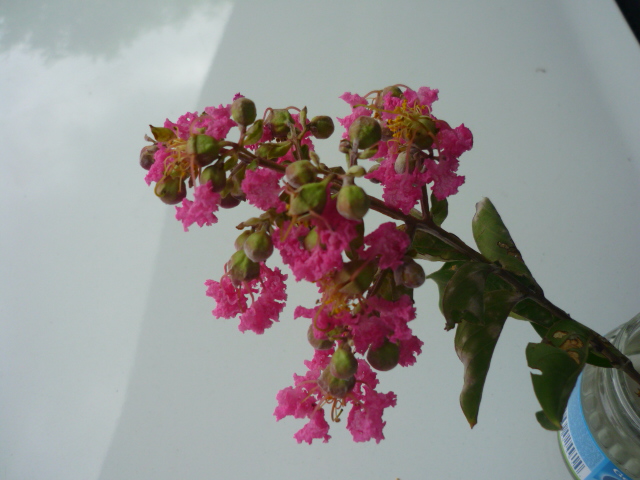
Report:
430,194,448,226
243,119,264,145
535,410,560,430
472,198,540,292
426,261,467,314
411,229,469,262
511,298,557,328
526,339,587,430
455,289,521,427
442,262,495,330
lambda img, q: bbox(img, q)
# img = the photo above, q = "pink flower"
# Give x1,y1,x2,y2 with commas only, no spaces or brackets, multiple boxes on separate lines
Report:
347,375,397,442
164,111,199,140
205,264,288,334
241,167,286,213
175,182,221,232
365,157,427,214
435,122,473,158
144,143,172,185
202,104,237,140
359,222,410,270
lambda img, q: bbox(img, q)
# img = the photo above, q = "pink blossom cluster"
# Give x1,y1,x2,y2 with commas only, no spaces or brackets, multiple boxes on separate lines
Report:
139,86,473,444
338,86,473,213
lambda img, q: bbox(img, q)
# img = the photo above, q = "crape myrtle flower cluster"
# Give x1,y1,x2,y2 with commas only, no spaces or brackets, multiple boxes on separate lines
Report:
139,86,473,443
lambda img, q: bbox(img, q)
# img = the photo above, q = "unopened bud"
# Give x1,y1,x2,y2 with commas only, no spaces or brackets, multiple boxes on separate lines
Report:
265,109,294,138
226,249,260,285
187,134,220,167
285,160,317,188
317,368,356,399
307,325,334,350
200,164,226,192
348,116,381,150
382,85,403,99
243,231,274,263
394,151,417,174
410,116,437,149
336,260,376,295
339,139,352,154
309,116,335,139
346,165,367,177
303,227,319,251
288,176,332,216
337,184,370,221
367,339,400,371
220,193,241,209
394,258,426,289
234,230,252,250
231,97,257,126
330,345,358,379
139,144,157,170
154,177,186,205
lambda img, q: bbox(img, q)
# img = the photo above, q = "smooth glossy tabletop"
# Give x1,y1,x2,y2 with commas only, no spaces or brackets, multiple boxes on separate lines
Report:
1,1,639,479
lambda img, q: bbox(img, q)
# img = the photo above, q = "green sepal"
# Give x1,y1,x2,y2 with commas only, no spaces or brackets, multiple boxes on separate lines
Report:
430,194,448,226
472,198,540,292
442,261,495,330
373,268,413,302
526,339,587,430
244,119,264,145
149,125,176,142
455,289,522,427
411,229,469,262
256,141,292,160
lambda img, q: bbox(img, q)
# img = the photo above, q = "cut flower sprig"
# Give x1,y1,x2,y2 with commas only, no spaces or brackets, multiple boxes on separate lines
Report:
139,86,640,443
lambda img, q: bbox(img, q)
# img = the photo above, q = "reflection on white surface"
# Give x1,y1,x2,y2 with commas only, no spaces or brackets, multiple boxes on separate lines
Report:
1,0,640,479
0,3,232,479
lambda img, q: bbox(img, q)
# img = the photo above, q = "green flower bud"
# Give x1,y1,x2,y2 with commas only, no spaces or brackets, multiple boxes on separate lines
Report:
265,109,294,138
231,97,257,126
410,116,437,149
220,193,241,209
243,231,274,263
139,144,157,170
394,151,417,174
226,249,260,285
330,345,358,379
367,339,400,371
394,258,426,289
346,165,367,177
317,367,356,399
337,184,370,221
348,116,381,150
187,134,220,167
285,160,317,188
154,177,186,205
335,260,376,295
200,164,226,192
234,230,252,251
307,325,334,350
382,85,403,98
309,115,335,139
303,227,319,251
339,139,352,154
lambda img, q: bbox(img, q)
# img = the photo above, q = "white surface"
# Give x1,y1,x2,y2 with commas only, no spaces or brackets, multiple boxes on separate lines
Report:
1,1,640,479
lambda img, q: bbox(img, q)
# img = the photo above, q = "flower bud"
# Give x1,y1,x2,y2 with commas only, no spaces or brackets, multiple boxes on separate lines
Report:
394,151,417,174
394,258,426,289
231,97,257,126
288,176,332,216
187,134,220,167
303,227,319,251
335,260,376,295
410,116,437,149
265,109,294,138
243,119,264,145
200,164,226,192
339,139,352,154
382,85,403,99
243,231,274,263
348,116,381,150
154,177,186,205
226,249,260,285
317,368,356,399
346,165,367,177
309,115,335,139
330,345,358,379
234,230,252,250
139,144,157,170
337,184,370,221
285,160,317,188
367,339,400,371
367,163,381,183
220,193,241,209
307,325,334,350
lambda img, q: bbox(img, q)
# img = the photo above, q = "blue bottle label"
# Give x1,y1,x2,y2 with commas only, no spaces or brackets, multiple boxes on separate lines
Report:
559,374,633,480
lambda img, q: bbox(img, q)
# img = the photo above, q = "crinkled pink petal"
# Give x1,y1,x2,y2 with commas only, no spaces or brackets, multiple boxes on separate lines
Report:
398,335,424,367
175,182,221,232
359,222,410,270
237,265,288,334
205,277,246,318
241,168,286,213
144,143,172,185
202,104,237,140
347,387,397,443
436,122,473,158
365,158,425,214
293,410,331,444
